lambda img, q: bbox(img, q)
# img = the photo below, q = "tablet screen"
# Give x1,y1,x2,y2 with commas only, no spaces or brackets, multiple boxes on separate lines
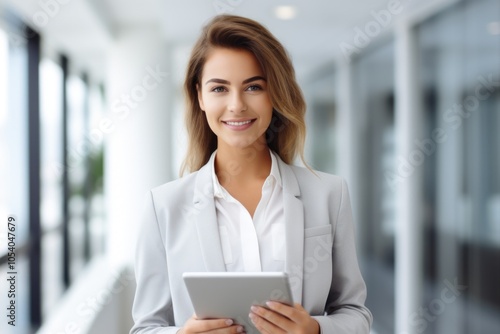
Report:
183,272,293,333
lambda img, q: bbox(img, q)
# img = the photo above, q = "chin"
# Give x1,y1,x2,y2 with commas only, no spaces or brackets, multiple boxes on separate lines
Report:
224,138,259,149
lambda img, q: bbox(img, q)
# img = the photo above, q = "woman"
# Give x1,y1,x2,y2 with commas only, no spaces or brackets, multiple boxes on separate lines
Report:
131,14,372,334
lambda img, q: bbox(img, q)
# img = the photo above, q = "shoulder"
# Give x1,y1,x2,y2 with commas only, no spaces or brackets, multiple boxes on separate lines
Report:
287,164,345,194
149,171,199,207
284,164,350,225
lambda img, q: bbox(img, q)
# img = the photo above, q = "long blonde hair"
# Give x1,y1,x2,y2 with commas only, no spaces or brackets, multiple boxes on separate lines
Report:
180,14,307,175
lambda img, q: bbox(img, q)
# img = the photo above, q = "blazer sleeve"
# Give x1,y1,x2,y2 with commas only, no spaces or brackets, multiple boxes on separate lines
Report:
312,178,373,334
130,191,181,334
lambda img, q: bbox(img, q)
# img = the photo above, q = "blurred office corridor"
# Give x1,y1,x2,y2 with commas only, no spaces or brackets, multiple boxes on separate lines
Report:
0,0,499,333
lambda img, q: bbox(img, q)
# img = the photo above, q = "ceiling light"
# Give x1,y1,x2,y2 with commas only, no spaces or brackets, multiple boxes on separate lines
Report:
275,6,297,20
488,22,500,35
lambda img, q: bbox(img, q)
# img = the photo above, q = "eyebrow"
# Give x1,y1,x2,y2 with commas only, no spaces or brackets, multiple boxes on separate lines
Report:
204,76,266,85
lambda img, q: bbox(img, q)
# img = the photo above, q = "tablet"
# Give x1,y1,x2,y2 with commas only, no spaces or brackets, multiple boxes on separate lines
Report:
183,272,293,333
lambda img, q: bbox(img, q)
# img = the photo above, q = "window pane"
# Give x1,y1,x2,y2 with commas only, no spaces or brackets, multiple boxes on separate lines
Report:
41,230,64,319
40,58,63,232
0,24,29,257
303,65,338,173
40,58,65,314
67,75,88,280
88,85,105,256
352,40,396,334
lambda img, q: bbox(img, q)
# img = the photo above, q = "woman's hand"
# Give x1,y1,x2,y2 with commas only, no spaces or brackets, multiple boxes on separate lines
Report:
249,302,320,334
178,314,245,334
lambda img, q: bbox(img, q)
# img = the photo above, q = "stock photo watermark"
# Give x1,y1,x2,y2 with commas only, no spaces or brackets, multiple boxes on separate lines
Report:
288,233,332,293
76,268,134,318
32,0,74,28
52,64,169,176
5,216,17,327
47,267,134,334
1,22,36,47
385,73,500,190
213,0,244,14
339,0,407,61
2,0,73,46
408,278,467,333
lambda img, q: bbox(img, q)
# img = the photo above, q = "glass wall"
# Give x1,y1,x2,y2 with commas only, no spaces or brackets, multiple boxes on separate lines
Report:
87,84,106,257
39,58,106,327
40,58,64,317
416,0,500,332
303,64,338,173
351,39,396,334
67,75,88,280
0,13,106,331
0,22,31,334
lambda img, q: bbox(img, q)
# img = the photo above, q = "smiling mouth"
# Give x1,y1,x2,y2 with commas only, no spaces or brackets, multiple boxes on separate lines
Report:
222,119,256,126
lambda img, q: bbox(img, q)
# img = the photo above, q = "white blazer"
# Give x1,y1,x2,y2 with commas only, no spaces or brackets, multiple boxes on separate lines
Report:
131,155,372,334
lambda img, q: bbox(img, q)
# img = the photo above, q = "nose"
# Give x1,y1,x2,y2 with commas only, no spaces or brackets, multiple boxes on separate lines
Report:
228,91,247,112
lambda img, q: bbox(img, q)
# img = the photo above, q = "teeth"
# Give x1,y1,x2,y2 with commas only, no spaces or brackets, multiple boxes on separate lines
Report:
225,120,252,126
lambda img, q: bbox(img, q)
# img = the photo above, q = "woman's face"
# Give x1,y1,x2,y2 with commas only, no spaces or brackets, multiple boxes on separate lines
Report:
197,47,273,151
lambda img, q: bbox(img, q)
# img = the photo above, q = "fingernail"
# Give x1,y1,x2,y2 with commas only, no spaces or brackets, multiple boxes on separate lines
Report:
249,313,255,320
266,301,273,307
225,319,233,326
250,306,258,312
236,326,243,333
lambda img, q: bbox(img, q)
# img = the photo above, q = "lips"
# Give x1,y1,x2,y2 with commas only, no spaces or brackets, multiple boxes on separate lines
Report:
221,118,256,130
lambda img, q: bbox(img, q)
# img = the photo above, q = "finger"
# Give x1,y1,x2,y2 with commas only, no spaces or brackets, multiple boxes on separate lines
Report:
190,317,237,332
205,324,245,334
249,312,285,334
250,306,293,332
265,302,302,321
293,302,305,311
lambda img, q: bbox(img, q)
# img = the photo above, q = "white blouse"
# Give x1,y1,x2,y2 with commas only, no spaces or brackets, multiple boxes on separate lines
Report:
210,149,286,272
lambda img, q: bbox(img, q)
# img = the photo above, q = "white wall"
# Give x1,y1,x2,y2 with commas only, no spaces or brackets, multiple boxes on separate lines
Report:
104,25,172,266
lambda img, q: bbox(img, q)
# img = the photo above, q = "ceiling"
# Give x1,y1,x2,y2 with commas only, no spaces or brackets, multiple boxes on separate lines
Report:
100,0,396,74
0,0,453,82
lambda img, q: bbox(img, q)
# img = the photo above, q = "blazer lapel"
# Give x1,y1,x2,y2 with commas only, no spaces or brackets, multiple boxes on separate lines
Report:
190,154,306,302
278,158,304,304
192,160,226,272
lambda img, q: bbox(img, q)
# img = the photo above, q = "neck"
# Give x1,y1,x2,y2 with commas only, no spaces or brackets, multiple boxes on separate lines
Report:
214,142,271,187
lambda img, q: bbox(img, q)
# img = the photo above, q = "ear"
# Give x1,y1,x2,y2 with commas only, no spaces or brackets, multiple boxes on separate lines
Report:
197,84,205,111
